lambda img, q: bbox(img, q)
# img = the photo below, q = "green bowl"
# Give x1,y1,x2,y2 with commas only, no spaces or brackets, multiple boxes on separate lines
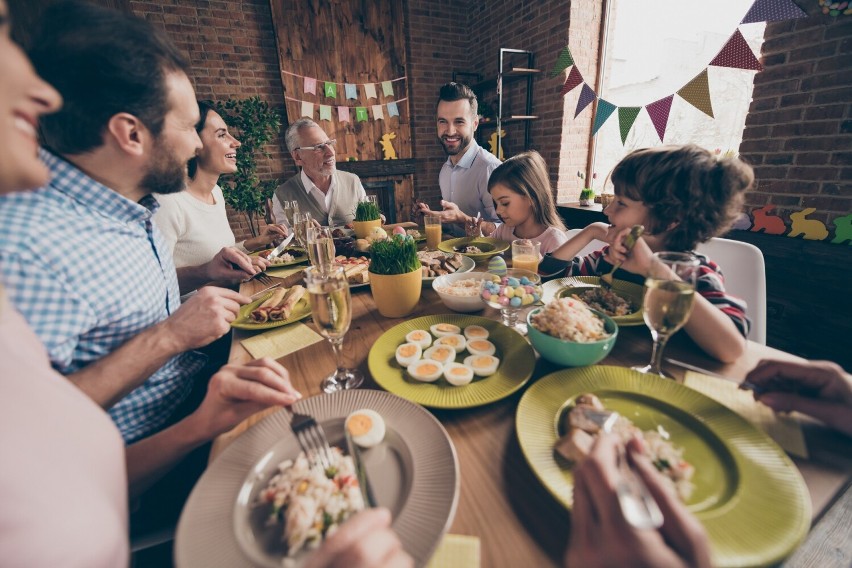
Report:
526,307,618,367
437,237,510,261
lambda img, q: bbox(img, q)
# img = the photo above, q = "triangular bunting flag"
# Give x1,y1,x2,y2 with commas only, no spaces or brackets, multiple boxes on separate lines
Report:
710,30,763,71
372,104,384,120
677,69,714,118
560,66,584,96
319,105,332,121
549,45,575,77
741,0,807,23
355,107,368,122
645,95,674,142
574,84,596,117
592,99,617,136
338,106,351,123
618,107,641,144
300,101,313,118
304,77,316,95
323,82,337,98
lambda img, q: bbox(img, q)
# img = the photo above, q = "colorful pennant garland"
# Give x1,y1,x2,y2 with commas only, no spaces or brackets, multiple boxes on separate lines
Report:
289,97,408,123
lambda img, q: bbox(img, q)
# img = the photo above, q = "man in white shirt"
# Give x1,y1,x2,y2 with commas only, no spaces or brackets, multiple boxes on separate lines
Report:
273,118,367,227
415,82,501,237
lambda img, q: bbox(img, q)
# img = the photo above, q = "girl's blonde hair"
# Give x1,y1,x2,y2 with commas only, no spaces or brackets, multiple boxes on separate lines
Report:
611,144,753,251
487,150,566,231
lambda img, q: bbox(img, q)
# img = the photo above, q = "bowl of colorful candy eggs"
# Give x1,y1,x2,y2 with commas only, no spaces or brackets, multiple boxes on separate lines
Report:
479,269,543,310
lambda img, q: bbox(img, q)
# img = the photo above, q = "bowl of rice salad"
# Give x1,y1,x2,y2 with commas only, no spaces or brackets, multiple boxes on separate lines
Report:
527,297,618,367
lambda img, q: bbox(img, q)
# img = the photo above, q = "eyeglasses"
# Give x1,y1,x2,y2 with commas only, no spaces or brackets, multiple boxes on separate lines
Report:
295,139,337,153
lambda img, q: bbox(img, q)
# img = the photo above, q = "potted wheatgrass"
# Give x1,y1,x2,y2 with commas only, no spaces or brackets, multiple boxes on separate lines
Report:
369,234,422,318
352,200,382,239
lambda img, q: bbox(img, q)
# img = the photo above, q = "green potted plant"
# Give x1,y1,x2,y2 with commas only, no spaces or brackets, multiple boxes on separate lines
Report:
353,200,383,239
214,97,281,236
579,188,595,207
369,234,422,317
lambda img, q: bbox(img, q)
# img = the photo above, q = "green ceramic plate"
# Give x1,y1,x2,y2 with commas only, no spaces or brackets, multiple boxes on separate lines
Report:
368,315,535,409
437,237,511,261
230,289,312,330
516,366,811,568
250,246,310,268
541,276,645,326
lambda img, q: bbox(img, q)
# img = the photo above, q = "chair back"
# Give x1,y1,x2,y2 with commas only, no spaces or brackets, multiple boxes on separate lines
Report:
564,228,608,258
695,237,767,344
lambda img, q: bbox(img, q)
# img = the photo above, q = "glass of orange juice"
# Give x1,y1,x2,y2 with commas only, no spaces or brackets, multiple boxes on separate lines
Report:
425,214,442,250
512,239,541,273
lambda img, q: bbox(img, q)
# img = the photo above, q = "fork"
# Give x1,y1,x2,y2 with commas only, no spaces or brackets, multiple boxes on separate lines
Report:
601,225,644,289
285,407,336,471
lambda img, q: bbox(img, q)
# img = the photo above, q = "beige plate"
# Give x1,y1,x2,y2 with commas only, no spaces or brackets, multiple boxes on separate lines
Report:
230,290,312,330
175,390,459,568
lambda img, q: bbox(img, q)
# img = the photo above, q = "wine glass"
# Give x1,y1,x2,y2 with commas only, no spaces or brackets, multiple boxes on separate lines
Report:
293,211,312,249
633,252,699,377
306,225,335,269
480,268,543,335
304,265,364,393
281,200,299,225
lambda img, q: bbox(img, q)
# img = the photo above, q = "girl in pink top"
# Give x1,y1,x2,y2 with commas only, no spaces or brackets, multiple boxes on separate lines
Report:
483,151,569,254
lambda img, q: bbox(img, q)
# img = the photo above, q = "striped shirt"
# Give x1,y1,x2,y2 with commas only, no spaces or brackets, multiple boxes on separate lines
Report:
0,149,206,443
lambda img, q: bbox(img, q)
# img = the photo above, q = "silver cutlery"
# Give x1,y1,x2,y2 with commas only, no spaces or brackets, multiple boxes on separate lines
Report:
345,429,377,508
601,225,644,289
285,407,336,471
266,233,295,261
663,357,765,393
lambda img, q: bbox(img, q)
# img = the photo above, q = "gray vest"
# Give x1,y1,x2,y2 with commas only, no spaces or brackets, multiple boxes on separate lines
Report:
274,171,363,227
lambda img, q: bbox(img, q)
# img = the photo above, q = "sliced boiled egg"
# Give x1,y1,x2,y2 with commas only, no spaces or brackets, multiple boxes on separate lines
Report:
435,333,466,353
463,325,489,340
423,345,457,365
395,342,422,368
407,359,443,382
345,409,386,448
443,362,474,386
464,354,500,377
430,322,461,337
405,329,433,349
466,339,496,357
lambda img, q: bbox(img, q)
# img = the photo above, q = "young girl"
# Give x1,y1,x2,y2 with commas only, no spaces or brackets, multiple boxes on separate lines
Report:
481,150,568,254
550,145,754,362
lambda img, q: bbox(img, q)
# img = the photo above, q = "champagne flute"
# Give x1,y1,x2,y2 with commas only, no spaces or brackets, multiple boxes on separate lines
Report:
633,252,699,377
306,225,335,269
305,265,363,393
293,211,312,249
282,200,299,226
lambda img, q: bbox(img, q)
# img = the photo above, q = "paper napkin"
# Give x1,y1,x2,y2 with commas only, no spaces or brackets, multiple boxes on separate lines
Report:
426,534,480,568
264,265,306,280
240,322,323,360
684,371,808,459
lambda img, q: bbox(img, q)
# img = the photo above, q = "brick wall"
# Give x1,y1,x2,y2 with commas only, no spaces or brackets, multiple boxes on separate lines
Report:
739,3,852,229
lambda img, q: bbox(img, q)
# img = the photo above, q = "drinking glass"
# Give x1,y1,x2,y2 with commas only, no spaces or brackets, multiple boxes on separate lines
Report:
293,211,312,249
633,252,699,377
281,200,299,225
480,268,543,335
511,239,541,273
365,194,379,206
306,225,335,269
424,214,442,251
304,265,363,393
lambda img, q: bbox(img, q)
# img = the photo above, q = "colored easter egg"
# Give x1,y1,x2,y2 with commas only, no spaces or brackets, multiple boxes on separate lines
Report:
392,226,406,236
510,297,522,307
487,256,508,275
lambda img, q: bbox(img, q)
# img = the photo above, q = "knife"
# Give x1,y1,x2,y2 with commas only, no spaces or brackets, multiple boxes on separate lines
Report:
344,429,377,508
266,233,295,261
664,357,765,394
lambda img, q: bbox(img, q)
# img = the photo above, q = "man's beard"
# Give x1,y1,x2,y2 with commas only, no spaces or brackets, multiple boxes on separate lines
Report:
438,133,471,156
145,141,189,196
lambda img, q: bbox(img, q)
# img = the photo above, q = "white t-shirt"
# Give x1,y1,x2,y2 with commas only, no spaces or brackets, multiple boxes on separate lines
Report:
0,290,128,566
153,185,246,268
489,224,569,255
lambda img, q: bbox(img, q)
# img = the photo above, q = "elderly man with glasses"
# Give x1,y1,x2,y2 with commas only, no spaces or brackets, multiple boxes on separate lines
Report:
273,118,369,227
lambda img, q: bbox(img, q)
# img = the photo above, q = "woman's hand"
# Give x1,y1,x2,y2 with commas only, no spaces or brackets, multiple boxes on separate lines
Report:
245,223,289,251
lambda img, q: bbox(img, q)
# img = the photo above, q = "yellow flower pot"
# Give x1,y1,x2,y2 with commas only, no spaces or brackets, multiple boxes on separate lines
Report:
352,218,382,239
369,268,423,318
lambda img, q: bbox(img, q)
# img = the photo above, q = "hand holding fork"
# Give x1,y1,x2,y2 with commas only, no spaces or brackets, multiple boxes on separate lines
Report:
601,224,644,289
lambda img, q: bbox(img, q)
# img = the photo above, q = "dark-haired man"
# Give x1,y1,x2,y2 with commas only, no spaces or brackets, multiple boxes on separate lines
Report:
415,82,501,236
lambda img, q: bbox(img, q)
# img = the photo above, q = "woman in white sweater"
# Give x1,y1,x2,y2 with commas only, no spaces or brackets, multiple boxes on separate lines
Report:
155,101,288,268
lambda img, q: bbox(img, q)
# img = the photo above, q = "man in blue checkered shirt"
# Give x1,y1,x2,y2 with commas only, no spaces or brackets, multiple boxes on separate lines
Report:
0,4,299,448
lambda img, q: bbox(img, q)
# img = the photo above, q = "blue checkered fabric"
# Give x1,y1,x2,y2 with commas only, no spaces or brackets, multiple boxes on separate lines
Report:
0,149,206,443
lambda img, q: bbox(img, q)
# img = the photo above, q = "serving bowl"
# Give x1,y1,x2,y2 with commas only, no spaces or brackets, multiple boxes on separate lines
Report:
437,237,510,261
526,306,618,367
432,272,492,312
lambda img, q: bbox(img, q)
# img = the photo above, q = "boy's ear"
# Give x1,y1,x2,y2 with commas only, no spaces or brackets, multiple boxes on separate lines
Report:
105,113,147,157
666,221,679,232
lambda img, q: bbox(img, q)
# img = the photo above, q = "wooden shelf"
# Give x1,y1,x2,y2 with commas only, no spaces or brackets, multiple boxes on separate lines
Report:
479,116,538,127
501,68,540,77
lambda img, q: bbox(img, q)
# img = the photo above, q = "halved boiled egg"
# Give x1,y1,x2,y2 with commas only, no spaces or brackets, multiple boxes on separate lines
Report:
463,325,489,340
345,409,386,448
443,362,474,386
430,322,461,337
466,339,496,357
464,354,500,377
407,359,443,382
395,342,422,367
423,345,457,365
435,333,466,353
405,329,432,349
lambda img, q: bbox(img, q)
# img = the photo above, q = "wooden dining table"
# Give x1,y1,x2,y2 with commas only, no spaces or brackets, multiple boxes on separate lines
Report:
210,265,852,568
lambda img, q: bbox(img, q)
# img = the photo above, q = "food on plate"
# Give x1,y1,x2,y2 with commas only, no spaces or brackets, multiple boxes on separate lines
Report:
405,329,432,349
435,333,466,352
250,285,306,323
435,277,481,297
406,229,422,239
407,359,444,382
417,251,465,278
259,247,306,266
423,345,457,365
345,409,386,448
395,342,422,368
455,245,482,254
466,339,496,357
463,325,489,340
530,297,610,342
259,447,363,557
480,274,542,308
554,393,695,501
331,228,349,239
572,287,636,317
463,355,500,377
430,322,461,337
334,255,371,284
367,227,388,243
443,362,474,386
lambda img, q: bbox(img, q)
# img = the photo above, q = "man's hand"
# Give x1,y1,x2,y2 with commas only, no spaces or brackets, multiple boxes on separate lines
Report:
187,358,302,439
565,434,711,568
205,247,261,283
249,254,271,273
160,286,249,352
304,508,413,568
